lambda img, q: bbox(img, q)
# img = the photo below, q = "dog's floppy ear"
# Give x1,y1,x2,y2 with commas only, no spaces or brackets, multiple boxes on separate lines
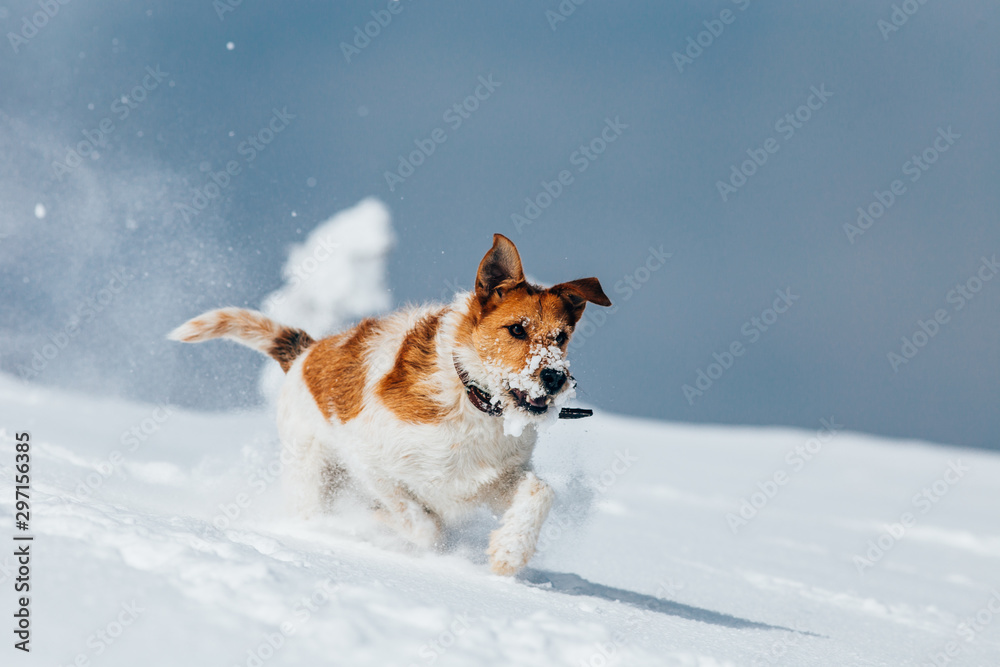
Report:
475,233,525,301
552,278,612,322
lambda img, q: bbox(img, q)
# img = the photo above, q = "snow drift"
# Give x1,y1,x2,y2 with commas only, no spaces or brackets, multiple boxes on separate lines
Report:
1,374,999,666
256,198,394,401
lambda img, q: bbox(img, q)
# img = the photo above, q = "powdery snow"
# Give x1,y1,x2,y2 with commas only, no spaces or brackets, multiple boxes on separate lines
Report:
2,374,999,667
257,198,394,400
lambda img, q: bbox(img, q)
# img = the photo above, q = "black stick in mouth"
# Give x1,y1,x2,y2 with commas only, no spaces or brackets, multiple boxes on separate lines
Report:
558,407,593,419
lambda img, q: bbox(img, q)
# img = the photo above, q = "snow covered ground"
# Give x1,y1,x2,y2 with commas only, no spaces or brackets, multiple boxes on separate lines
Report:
2,372,999,667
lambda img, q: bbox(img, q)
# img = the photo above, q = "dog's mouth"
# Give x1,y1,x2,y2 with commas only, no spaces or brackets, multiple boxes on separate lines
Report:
510,389,549,414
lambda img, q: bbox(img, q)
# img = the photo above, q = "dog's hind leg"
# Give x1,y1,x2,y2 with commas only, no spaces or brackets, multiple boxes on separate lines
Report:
366,477,443,549
279,434,332,517
319,459,351,505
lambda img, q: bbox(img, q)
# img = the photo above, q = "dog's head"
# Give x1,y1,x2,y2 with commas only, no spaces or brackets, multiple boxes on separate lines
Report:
457,234,611,419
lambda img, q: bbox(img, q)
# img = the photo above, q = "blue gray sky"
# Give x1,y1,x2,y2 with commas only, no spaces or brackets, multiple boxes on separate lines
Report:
1,1,998,450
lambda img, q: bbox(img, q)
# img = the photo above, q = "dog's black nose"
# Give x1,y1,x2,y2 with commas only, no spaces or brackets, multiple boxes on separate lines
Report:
540,368,567,394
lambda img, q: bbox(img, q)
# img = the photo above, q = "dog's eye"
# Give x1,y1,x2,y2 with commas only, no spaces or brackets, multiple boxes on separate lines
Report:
506,323,527,339
555,331,567,346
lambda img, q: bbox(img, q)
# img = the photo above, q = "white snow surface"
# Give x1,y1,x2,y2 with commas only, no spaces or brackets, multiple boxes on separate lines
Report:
2,375,999,666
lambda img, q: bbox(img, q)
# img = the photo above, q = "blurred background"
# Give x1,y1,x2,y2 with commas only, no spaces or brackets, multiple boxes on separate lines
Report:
1,1,997,449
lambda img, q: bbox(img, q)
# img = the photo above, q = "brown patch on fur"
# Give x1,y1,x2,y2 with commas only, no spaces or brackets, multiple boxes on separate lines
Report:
269,328,316,372
468,285,576,372
209,315,230,337
454,294,482,349
378,311,447,424
303,318,379,423
221,310,268,337
456,237,610,380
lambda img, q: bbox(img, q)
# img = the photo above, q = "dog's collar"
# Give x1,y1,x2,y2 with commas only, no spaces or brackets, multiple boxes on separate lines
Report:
452,355,593,420
454,355,503,417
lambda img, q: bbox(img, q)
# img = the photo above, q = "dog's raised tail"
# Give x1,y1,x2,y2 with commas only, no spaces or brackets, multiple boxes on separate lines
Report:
168,307,315,372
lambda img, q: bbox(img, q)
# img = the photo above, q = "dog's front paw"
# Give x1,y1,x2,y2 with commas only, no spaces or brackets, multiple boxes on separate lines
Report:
487,526,535,576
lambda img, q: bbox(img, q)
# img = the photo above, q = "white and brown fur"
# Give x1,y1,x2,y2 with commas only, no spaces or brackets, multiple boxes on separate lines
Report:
169,234,610,575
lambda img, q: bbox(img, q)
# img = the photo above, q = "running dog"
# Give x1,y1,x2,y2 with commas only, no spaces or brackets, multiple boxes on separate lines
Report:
169,233,610,574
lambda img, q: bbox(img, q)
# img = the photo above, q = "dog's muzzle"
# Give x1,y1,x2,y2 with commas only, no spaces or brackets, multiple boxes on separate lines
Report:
453,356,593,420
